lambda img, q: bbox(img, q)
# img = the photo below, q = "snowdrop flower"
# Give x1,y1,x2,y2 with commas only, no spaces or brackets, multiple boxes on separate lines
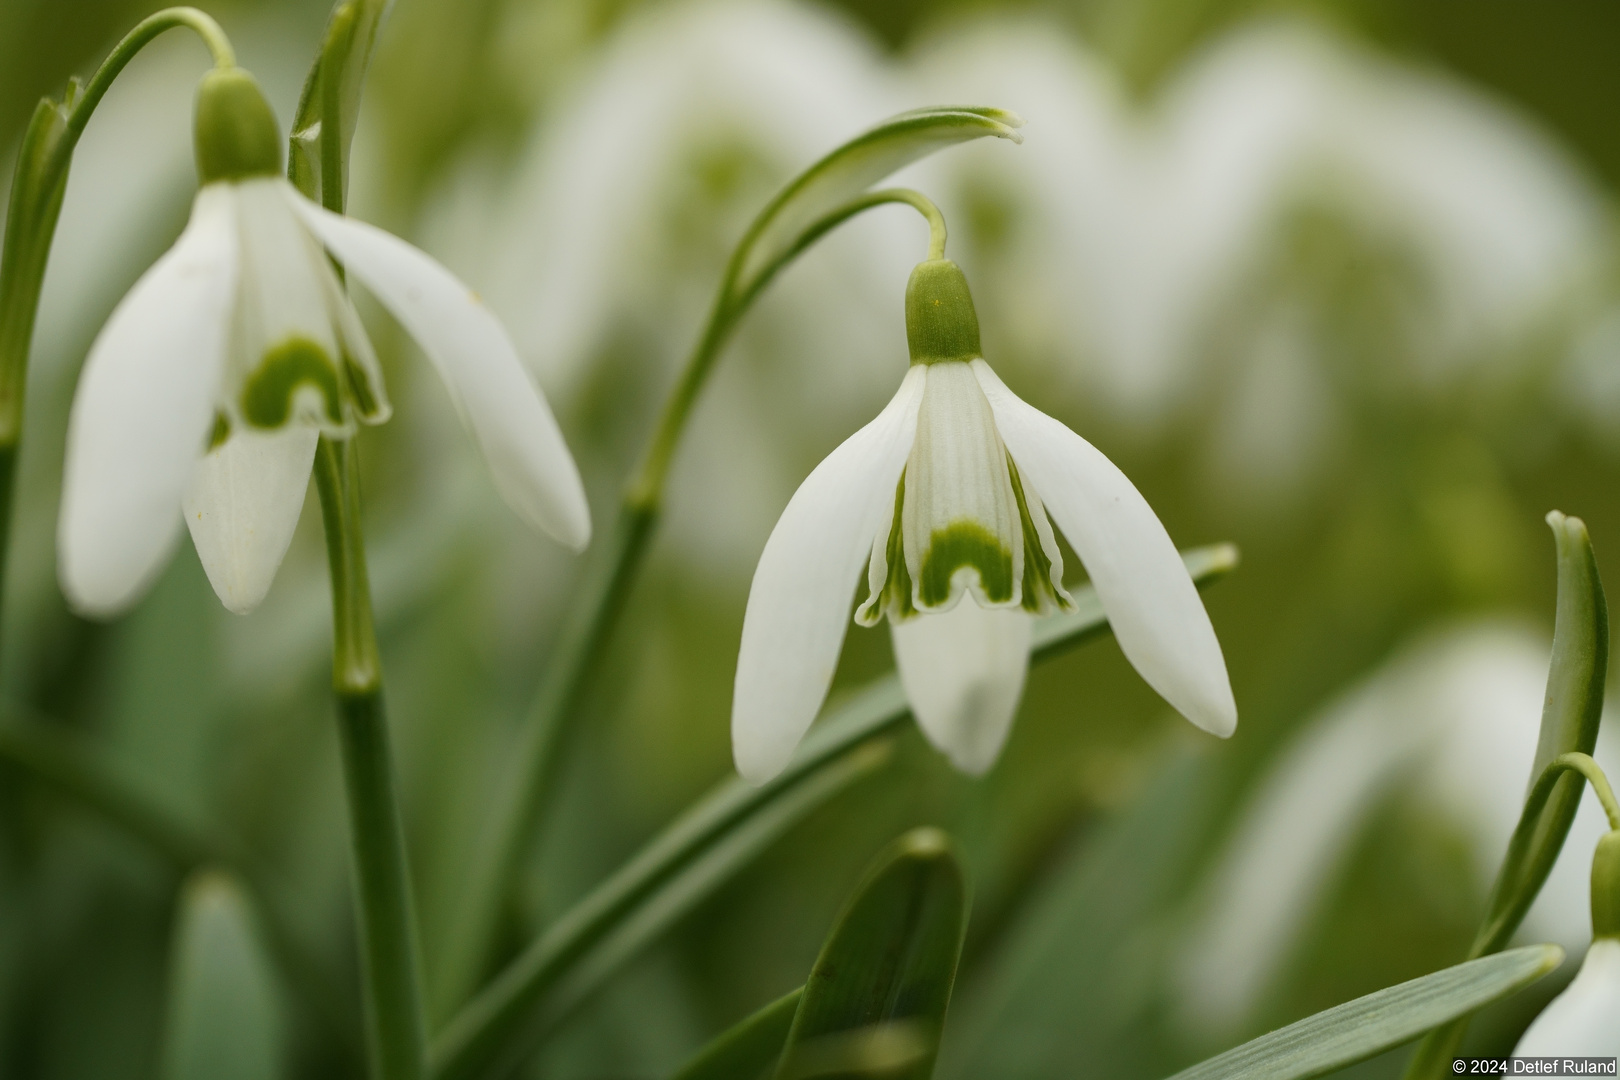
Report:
731,257,1235,783
57,67,589,617
1515,832,1620,1056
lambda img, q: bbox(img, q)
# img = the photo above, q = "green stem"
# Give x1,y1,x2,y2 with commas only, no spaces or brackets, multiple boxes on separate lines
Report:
315,438,427,1080
0,6,234,650
436,187,952,1015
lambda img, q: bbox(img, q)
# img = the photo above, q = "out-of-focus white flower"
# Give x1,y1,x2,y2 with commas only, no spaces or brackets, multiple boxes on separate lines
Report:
1171,621,1620,1041
911,18,1609,484
58,69,588,618
731,259,1234,783
1514,937,1620,1056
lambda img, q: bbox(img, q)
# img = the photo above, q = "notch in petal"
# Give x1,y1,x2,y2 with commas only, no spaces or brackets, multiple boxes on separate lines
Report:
891,601,1031,774
286,187,591,550
733,367,927,784
58,187,239,617
972,360,1237,737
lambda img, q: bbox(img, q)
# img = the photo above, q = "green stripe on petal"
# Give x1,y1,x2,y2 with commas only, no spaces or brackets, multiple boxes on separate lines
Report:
240,336,344,430
1009,456,1071,615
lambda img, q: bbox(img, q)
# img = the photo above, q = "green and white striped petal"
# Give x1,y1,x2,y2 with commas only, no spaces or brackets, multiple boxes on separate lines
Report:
225,179,358,437
1514,938,1620,1055
58,185,239,617
972,359,1237,737
183,425,319,615
891,599,1031,774
732,366,927,784
902,361,1023,612
287,187,591,550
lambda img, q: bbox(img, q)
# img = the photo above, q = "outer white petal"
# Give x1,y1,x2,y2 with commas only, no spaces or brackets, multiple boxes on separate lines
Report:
732,366,927,784
1514,938,1620,1056
284,186,590,550
58,185,239,617
972,360,1237,736
891,601,1031,774
183,427,319,615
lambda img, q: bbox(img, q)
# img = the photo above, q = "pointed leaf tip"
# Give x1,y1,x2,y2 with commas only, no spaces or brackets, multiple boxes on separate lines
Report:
776,829,968,1080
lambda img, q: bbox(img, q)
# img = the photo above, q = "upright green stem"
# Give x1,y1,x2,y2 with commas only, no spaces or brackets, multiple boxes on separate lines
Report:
0,6,233,647
434,189,952,1013
315,438,427,1080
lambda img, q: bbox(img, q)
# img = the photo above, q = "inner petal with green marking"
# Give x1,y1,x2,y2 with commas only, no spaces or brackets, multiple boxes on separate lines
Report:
903,360,1022,611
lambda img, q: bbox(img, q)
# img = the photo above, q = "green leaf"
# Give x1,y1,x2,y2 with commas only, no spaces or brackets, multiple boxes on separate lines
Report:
671,988,804,1080
430,546,1236,1080
159,871,285,1080
1168,945,1562,1080
774,829,969,1080
430,742,893,1080
730,107,1023,300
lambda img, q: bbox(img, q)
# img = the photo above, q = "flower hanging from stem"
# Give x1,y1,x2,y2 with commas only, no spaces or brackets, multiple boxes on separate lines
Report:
58,65,590,617
732,225,1235,783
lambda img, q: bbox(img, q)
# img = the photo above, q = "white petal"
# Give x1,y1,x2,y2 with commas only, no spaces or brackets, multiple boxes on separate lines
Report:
1515,938,1620,1056
284,185,590,550
972,360,1237,737
183,427,319,615
58,185,239,617
891,601,1031,774
732,366,927,784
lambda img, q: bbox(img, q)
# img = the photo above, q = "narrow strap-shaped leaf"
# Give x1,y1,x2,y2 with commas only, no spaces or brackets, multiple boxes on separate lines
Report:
671,988,805,1080
1168,945,1564,1080
159,871,285,1080
429,545,1236,1079
774,829,969,1080
731,107,1023,299
430,742,891,1079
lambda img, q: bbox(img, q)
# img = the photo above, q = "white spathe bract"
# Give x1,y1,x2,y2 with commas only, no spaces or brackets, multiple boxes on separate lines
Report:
59,176,590,618
1514,938,1620,1056
731,356,1235,784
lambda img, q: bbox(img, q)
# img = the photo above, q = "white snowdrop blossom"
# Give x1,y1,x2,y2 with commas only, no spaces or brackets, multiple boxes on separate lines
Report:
57,68,589,618
731,258,1235,784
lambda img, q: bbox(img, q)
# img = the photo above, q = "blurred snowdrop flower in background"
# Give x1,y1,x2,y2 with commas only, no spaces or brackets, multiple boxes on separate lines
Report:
1171,621,1620,1042
913,18,1610,500
428,0,932,583
731,259,1234,783
57,69,589,618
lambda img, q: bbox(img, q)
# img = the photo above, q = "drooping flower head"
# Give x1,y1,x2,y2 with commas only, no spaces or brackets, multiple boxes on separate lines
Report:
1515,830,1620,1055
58,67,590,617
732,254,1235,784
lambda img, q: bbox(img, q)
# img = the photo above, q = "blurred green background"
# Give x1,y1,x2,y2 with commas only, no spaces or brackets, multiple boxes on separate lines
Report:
2,0,1620,1077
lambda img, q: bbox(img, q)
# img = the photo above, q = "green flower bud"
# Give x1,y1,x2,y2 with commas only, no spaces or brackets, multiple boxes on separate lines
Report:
1594,830,1620,939
906,259,981,365
194,68,281,184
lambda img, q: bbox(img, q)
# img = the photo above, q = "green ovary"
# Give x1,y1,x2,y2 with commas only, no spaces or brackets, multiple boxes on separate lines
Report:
916,520,1015,608
241,337,344,429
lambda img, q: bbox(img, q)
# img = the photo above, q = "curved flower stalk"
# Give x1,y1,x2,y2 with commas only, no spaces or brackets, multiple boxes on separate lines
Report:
732,253,1235,783
57,66,589,618
1173,621,1620,1041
